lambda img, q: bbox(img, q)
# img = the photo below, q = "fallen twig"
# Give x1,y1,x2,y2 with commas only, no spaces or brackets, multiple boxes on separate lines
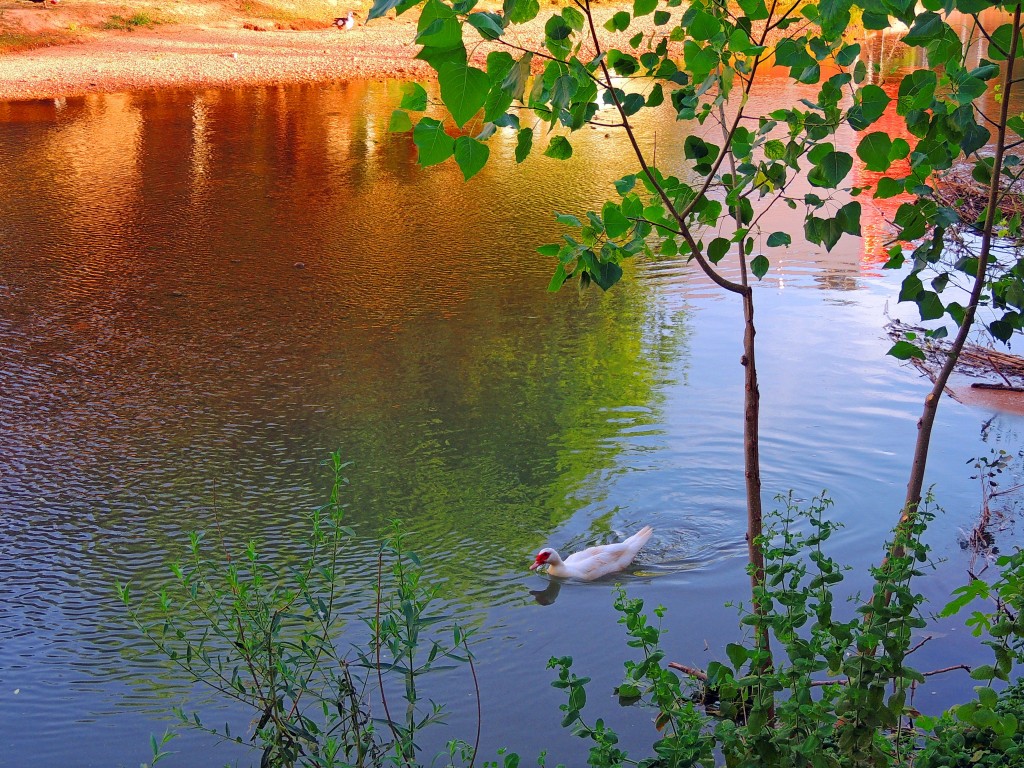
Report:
667,662,709,682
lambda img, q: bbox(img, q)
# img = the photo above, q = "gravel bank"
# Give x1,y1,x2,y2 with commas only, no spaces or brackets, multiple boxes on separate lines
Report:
0,3,655,102
0,19,435,101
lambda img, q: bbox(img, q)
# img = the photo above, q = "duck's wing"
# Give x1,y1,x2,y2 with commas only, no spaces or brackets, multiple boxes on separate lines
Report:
568,527,653,562
563,548,624,580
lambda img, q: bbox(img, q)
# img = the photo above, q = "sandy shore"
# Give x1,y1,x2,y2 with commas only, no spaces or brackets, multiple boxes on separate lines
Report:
0,0,652,102
0,16,436,101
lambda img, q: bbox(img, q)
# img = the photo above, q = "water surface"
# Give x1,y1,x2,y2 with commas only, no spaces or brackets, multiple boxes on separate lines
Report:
0,79,1020,767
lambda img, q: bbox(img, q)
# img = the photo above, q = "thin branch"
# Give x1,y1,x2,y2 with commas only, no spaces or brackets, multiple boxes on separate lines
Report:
907,635,933,656
971,12,1004,54
374,547,404,757
922,664,972,678
465,637,481,768
581,0,744,294
633,216,683,237
667,662,709,682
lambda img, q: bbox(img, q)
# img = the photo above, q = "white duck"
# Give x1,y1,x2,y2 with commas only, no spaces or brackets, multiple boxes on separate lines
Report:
529,526,653,581
333,11,358,29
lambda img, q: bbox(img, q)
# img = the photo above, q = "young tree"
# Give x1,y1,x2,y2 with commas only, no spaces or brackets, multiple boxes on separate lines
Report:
378,0,1024,723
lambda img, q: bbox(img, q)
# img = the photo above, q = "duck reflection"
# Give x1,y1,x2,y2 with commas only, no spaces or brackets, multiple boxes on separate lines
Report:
530,578,562,606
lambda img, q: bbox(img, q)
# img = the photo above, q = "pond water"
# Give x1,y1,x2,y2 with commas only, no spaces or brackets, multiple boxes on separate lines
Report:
1,72,1022,767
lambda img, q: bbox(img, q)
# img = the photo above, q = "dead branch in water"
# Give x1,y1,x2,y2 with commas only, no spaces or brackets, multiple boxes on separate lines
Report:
886,318,1024,387
935,161,1024,232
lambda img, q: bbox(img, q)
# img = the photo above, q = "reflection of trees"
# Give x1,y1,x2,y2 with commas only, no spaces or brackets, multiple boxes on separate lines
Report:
0,82,690,668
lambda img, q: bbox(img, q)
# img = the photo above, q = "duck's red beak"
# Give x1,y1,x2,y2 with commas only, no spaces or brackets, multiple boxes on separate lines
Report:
529,560,541,570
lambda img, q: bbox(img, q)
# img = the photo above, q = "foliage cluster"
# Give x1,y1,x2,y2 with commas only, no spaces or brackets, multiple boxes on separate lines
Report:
549,498,1024,768
122,454,480,768
124,485,1024,767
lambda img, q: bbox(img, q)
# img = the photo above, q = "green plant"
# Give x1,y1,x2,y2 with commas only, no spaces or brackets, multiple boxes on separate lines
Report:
543,495,963,768
119,453,481,768
914,679,1024,768
103,12,156,30
913,548,1024,767
139,729,177,767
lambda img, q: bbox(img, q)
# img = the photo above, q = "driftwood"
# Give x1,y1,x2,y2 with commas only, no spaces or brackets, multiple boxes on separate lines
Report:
934,160,1024,231
886,318,1024,387
971,382,1024,392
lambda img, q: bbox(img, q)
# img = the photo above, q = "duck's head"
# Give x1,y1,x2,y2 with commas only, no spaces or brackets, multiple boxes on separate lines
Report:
530,547,559,571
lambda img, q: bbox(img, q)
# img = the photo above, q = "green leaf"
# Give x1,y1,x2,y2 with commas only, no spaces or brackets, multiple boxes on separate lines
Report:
684,135,713,160
977,686,999,709
544,136,573,160
973,157,994,186
809,150,853,188
654,9,671,24
915,290,944,321
766,231,791,247
750,254,769,279
614,174,637,194
389,109,413,133
850,84,891,130
764,139,785,159
725,642,748,670
683,39,720,80
708,237,730,263
857,132,893,172
902,11,946,45
602,201,631,238
737,0,769,20
413,117,455,167
453,136,490,180
989,23,1024,61
804,214,843,250
515,128,533,163
633,0,657,16
415,44,467,71
889,340,925,360
399,82,429,111
875,177,905,199
483,84,514,123
688,9,721,40
589,260,622,290
503,0,539,24
467,11,504,40
438,62,490,127
547,263,568,292
606,11,631,32
646,83,664,107
558,6,583,31
368,0,404,21
971,664,996,681
544,14,574,58
730,27,753,52
416,0,463,51
836,201,861,236
896,69,937,115
836,43,861,66
502,53,533,100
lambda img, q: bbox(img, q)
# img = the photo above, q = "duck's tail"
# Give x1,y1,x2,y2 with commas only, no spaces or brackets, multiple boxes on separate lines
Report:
628,525,654,551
